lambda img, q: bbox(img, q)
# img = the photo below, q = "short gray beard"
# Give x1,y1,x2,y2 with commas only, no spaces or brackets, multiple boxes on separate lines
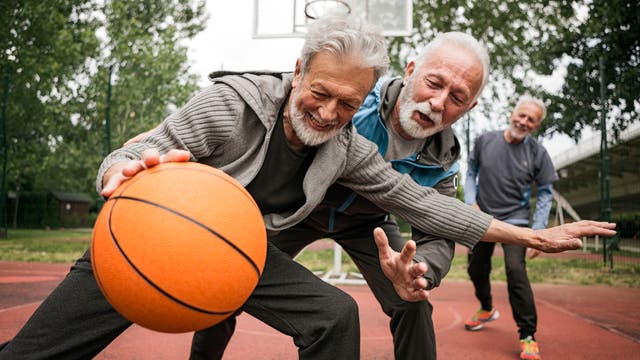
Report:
288,87,341,146
508,123,528,141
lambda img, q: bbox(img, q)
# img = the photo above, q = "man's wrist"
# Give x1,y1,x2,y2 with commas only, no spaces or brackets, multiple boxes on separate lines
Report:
483,219,538,248
523,227,545,250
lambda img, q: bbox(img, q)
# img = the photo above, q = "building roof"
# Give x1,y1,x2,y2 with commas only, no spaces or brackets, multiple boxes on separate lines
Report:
551,121,640,218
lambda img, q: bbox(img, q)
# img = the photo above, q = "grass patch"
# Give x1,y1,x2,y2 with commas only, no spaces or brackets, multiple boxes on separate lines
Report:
0,228,91,263
295,249,359,274
2,229,638,288
437,254,639,288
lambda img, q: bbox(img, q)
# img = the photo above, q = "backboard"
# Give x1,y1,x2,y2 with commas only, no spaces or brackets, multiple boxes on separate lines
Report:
253,0,413,39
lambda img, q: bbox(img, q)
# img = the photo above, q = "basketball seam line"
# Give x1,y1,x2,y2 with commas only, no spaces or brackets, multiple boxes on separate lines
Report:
116,164,261,212
110,195,263,275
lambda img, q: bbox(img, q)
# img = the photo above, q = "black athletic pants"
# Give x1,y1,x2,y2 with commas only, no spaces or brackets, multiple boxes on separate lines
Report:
191,216,437,360
467,239,537,339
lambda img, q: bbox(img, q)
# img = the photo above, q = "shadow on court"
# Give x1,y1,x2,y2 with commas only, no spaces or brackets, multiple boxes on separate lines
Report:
1,260,639,359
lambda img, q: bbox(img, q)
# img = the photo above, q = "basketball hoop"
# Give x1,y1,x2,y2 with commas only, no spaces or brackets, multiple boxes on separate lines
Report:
253,0,412,39
304,0,351,20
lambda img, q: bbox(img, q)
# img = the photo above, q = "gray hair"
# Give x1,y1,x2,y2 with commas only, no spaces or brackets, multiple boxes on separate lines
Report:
515,95,547,121
299,14,389,81
414,31,491,102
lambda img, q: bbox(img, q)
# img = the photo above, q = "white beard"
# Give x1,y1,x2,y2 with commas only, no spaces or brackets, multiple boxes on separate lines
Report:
288,88,341,146
397,81,444,139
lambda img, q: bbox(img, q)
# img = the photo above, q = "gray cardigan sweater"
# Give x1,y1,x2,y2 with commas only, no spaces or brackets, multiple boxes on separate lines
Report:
96,71,492,247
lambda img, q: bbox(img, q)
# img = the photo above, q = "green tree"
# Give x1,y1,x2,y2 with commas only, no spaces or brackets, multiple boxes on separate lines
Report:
98,0,207,147
39,0,207,195
387,0,639,139
530,0,639,139
0,0,101,194
2,0,208,201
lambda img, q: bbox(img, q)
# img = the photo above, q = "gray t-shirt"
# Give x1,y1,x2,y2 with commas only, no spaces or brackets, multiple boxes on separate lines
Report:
469,130,558,221
379,78,425,161
384,117,425,161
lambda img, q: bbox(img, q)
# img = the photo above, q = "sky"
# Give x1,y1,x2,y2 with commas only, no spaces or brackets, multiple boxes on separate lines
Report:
186,1,303,83
184,1,590,159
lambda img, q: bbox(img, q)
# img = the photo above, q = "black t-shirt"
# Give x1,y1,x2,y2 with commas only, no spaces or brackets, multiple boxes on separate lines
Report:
245,109,316,215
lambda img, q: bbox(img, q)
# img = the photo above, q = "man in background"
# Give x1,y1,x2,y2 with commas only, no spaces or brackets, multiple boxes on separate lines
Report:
464,95,558,360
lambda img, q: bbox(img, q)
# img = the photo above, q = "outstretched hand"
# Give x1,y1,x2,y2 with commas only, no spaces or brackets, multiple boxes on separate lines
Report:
533,220,617,253
101,148,191,198
373,227,430,302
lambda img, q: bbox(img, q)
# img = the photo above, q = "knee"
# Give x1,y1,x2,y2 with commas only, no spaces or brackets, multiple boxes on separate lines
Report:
387,300,433,332
295,290,359,358
329,291,359,325
505,263,528,280
391,299,432,320
305,288,359,335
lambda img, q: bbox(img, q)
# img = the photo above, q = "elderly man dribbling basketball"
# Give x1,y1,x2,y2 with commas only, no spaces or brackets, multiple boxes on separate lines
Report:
0,13,615,360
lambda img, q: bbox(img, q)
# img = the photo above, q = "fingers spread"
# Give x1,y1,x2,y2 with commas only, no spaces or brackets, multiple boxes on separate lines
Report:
121,160,146,177
400,240,416,264
409,261,428,278
407,288,430,302
411,276,428,291
142,148,161,168
373,227,391,260
101,172,128,198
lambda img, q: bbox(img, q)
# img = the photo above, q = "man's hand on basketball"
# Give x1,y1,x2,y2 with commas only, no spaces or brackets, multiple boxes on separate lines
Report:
101,148,191,198
373,227,430,302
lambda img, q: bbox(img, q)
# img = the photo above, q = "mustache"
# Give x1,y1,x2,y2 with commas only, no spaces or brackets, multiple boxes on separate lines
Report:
412,102,442,124
308,111,339,127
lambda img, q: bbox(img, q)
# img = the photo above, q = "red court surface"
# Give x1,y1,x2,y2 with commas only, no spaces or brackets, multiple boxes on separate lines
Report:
1,260,639,359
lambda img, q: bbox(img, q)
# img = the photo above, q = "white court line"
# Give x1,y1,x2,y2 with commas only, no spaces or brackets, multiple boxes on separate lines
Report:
235,329,289,338
236,328,391,341
0,301,42,314
0,275,62,284
434,304,463,333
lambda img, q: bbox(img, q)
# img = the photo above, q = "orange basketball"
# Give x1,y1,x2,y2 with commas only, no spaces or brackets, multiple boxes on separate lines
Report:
91,162,266,333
